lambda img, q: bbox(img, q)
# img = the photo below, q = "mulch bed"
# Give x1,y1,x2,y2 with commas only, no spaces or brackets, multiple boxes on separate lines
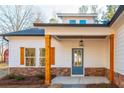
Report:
0,74,56,88
0,76,44,85
0,74,119,88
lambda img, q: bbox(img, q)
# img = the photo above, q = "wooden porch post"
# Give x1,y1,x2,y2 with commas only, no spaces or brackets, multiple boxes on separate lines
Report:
45,35,51,85
110,34,114,83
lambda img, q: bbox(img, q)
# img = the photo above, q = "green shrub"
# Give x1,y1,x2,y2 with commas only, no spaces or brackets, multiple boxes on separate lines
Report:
14,76,25,80
36,73,45,79
36,73,56,79
99,84,108,88
6,74,15,79
52,74,56,79
6,74,25,81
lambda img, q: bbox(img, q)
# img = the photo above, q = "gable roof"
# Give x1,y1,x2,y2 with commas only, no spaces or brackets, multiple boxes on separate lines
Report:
0,28,45,36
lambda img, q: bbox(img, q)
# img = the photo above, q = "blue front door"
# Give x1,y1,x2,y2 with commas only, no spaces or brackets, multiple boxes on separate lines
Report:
72,48,83,75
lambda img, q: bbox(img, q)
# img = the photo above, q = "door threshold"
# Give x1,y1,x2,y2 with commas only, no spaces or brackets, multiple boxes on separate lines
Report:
71,75,84,77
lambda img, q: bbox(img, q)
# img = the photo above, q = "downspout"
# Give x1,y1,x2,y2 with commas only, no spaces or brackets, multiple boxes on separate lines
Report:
3,36,9,42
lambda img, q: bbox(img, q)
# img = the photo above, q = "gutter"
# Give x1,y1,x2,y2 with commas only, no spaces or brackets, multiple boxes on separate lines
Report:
3,36,9,42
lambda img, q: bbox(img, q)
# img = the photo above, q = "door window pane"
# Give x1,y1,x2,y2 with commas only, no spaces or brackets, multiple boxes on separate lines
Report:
73,50,82,67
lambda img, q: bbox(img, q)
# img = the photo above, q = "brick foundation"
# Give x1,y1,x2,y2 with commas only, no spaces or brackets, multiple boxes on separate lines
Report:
104,68,124,87
9,67,71,76
85,68,106,76
9,67,106,76
51,68,71,76
114,72,124,87
10,67,124,87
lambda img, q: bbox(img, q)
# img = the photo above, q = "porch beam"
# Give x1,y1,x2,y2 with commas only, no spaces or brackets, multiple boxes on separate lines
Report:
53,35,61,41
110,34,114,83
45,35,51,85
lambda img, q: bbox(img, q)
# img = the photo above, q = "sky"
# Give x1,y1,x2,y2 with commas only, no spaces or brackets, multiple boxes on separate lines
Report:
33,5,107,22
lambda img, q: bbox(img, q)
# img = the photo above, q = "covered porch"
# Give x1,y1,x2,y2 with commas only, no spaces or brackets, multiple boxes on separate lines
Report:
45,34,114,85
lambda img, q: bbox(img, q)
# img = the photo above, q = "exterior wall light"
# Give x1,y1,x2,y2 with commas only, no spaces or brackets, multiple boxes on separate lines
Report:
79,40,84,47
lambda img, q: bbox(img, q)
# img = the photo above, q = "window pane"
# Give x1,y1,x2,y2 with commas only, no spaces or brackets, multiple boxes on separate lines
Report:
40,48,45,57
80,20,86,24
69,20,76,24
25,48,35,57
26,58,35,66
40,58,45,66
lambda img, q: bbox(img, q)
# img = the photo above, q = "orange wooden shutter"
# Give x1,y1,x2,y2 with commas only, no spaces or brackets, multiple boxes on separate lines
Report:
20,47,24,65
51,47,55,65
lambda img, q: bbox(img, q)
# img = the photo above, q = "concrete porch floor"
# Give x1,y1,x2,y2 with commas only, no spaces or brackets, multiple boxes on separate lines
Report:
52,76,110,84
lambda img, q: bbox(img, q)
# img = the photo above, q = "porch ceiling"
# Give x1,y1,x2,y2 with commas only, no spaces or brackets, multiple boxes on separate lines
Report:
53,35,107,40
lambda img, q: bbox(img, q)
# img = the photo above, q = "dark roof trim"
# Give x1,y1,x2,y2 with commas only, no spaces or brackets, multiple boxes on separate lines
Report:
56,35,107,39
108,5,124,26
33,23,108,27
34,5,124,27
3,36,9,42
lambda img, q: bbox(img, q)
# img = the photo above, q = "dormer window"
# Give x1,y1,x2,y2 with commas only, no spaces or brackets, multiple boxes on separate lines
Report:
80,20,86,24
69,20,76,24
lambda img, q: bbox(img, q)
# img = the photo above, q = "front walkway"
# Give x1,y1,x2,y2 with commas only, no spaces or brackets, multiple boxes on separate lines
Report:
0,63,8,78
52,76,110,84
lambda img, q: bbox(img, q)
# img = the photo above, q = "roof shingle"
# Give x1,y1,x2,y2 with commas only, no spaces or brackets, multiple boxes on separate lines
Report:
0,28,45,36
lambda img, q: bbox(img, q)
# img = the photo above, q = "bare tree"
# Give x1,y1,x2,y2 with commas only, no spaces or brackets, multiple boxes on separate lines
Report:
79,5,89,13
34,11,46,23
49,11,58,23
101,5,119,21
90,5,98,13
0,5,35,33
0,5,35,62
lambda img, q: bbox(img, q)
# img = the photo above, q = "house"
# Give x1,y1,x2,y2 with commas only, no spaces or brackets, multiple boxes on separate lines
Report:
57,13,97,24
1,5,124,87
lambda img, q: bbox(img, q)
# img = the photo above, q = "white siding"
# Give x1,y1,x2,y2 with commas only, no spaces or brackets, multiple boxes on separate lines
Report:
43,27,112,36
63,19,95,24
115,25,124,74
8,36,108,68
60,16,96,24
9,37,45,67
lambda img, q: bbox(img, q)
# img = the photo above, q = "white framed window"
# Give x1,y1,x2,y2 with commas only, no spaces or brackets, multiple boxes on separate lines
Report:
25,48,36,66
39,48,45,66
